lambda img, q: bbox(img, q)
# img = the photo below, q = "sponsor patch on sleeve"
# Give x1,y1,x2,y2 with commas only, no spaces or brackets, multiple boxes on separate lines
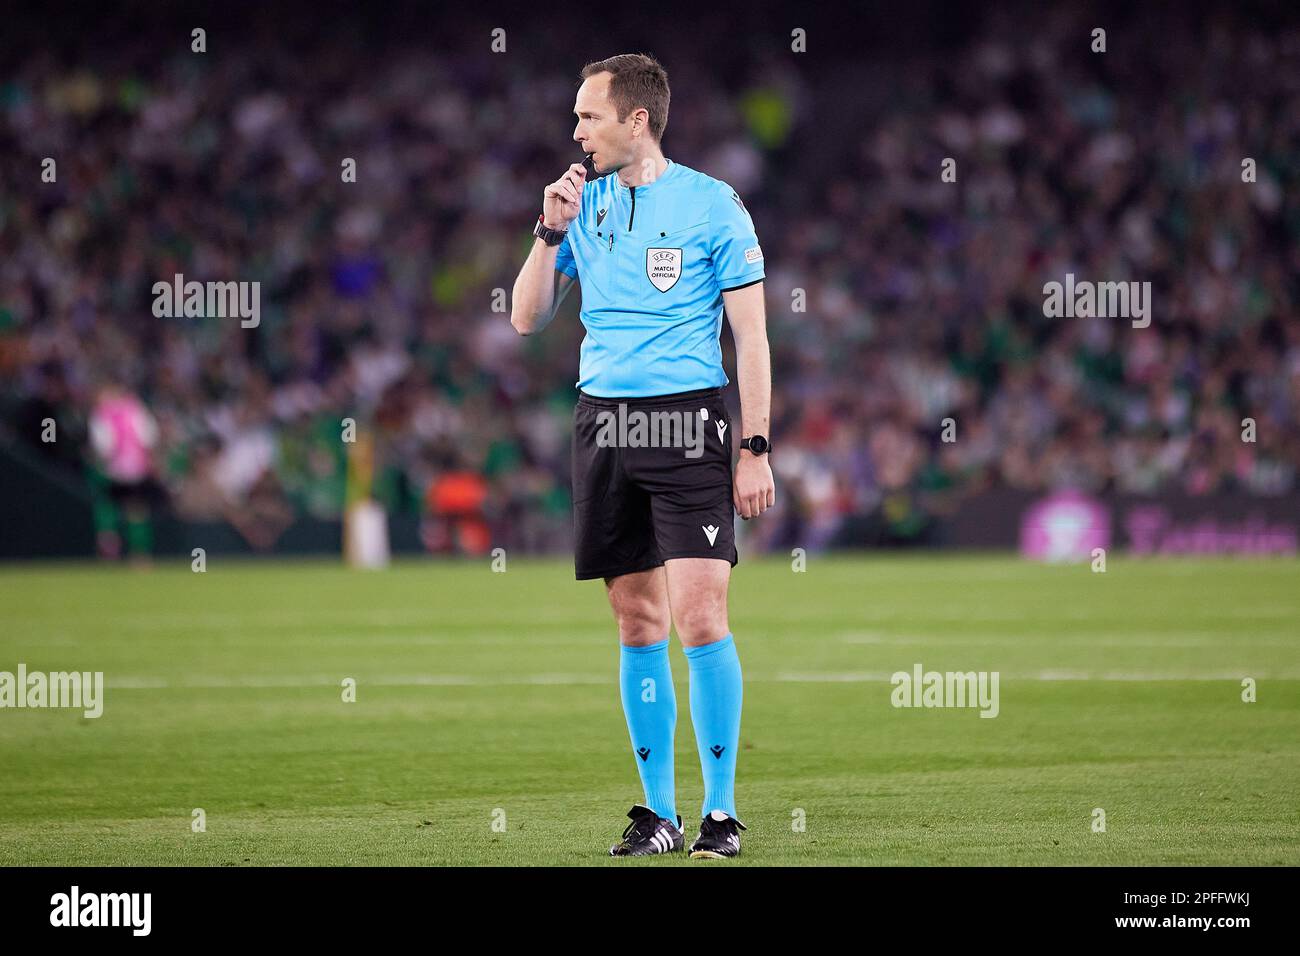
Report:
744,246,763,263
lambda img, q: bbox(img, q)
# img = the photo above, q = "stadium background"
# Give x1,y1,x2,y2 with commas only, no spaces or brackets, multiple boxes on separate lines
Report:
3,1,1297,562
0,1,1298,869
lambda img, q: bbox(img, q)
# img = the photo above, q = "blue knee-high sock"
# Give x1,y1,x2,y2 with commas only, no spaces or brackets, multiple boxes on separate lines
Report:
684,633,743,819
619,638,677,823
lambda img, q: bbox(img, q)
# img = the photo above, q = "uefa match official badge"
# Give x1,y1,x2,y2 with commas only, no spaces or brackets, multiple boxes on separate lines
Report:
646,247,682,292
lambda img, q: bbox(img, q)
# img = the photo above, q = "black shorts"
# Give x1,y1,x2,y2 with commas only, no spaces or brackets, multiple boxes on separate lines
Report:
572,386,737,581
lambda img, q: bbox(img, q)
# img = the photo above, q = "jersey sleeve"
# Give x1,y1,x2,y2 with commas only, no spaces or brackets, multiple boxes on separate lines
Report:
709,183,765,292
554,229,578,279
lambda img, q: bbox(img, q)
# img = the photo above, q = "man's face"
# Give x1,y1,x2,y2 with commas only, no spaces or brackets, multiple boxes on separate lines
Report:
573,72,635,173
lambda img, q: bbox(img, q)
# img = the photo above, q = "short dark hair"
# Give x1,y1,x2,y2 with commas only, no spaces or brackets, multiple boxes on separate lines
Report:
580,53,670,142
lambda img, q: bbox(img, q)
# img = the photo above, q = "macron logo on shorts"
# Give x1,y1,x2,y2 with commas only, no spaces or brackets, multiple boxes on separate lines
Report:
715,420,727,444
702,525,720,546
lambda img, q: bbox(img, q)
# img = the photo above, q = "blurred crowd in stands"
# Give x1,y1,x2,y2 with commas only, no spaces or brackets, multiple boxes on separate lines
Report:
1,6,1296,557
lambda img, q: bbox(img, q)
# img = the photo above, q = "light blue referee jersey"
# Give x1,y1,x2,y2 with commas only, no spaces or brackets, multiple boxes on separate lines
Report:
554,159,765,398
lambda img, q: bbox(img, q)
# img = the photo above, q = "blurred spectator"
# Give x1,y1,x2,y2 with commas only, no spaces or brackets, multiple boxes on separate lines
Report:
87,384,163,560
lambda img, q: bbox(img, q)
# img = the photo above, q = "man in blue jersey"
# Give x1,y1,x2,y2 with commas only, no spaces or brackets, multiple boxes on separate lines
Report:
510,53,773,859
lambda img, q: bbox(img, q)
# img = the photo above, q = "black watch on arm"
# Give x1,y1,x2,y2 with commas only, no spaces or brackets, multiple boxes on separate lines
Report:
740,435,770,455
533,214,568,247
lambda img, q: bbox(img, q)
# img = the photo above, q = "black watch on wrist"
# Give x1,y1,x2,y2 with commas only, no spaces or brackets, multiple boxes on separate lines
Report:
740,435,770,455
533,214,568,246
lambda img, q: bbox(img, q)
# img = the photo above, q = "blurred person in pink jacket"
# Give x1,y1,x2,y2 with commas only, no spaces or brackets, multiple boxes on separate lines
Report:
88,385,165,562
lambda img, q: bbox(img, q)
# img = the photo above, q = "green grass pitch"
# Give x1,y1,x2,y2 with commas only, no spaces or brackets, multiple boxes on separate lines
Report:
1,554,1296,866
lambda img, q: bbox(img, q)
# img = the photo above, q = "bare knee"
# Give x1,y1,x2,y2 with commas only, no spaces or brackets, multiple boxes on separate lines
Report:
606,574,670,646
612,600,670,645
673,605,729,648
663,558,731,647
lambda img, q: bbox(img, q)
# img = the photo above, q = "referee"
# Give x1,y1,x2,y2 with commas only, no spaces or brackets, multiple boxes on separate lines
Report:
511,53,774,859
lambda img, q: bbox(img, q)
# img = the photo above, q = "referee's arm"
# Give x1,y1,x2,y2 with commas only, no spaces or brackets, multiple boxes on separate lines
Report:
512,162,585,335
511,258,575,336
725,282,776,518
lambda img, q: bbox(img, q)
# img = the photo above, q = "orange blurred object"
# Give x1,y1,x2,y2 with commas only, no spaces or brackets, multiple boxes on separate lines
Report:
428,471,488,515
